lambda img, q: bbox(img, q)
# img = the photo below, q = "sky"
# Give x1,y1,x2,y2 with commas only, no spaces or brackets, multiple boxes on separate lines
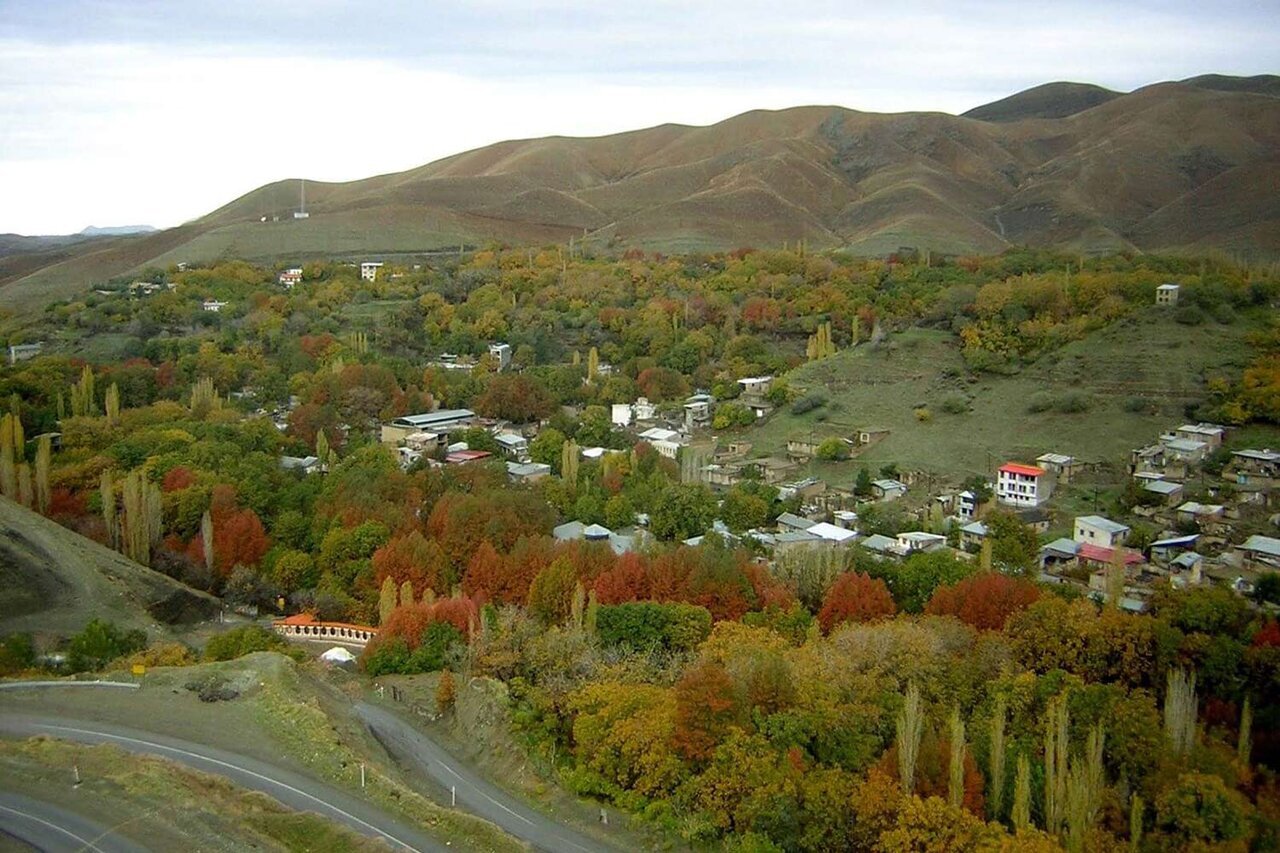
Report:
1,0,1276,235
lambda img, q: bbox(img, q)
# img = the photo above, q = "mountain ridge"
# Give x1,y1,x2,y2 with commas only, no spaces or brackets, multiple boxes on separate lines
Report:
1,75,1278,310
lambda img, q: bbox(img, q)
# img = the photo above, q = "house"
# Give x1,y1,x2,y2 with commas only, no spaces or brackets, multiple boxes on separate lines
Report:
552,520,648,555
774,529,828,554
1160,436,1208,465
1156,283,1180,306
487,343,512,371
280,455,321,475
1074,515,1130,548
833,510,859,529
445,449,493,465
701,462,742,489
202,299,228,312
1143,479,1185,506
683,393,714,431
633,397,657,421
778,477,824,502
611,403,633,427
1036,453,1079,483
956,490,977,521
494,432,529,461
858,428,891,447
894,531,947,555
807,522,858,544
776,512,816,533
279,268,303,289
740,457,799,485
1239,535,1280,571
860,534,899,557
1130,444,1167,477
1076,542,1146,571
996,463,1053,507
1227,449,1280,490
1014,506,1052,533
1150,534,1199,565
871,479,908,501
1176,423,1225,449
381,409,475,445
397,446,424,469
1039,538,1080,571
1176,501,1226,526
7,343,42,364
737,376,774,418
639,426,681,443
129,281,163,296
959,521,988,551
360,262,383,282
506,461,551,483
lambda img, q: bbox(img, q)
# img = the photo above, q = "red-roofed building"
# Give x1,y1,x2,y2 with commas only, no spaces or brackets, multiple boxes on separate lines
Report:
997,462,1055,508
445,449,493,465
1077,543,1146,568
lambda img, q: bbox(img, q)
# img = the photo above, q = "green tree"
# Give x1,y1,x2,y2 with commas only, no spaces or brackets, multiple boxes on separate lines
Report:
528,557,577,624
1155,773,1248,843
650,483,717,541
68,619,146,672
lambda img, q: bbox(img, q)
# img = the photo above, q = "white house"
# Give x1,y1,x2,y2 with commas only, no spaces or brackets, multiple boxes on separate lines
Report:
279,268,303,289
871,479,908,501
1175,423,1225,449
202,299,229,312
633,397,657,421
494,432,529,461
1073,515,1130,548
996,463,1053,507
611,403,633,427
488,343,512,371
360,262,384,282
894,531,947,555
7,343,42,364
1156,283,1180,306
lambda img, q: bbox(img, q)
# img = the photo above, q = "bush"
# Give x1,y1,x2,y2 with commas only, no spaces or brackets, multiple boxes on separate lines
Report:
815,437,850,461
110,643,196,671
595,602,713,653
203,625,290,662
1054,391,1092,413
1124,396,1154,414
1174,305,1205,326
790,393,827,415
1026,392,1054,413
0,633,36,676
939,395,968,415
914,407,932,422
68,620,147,673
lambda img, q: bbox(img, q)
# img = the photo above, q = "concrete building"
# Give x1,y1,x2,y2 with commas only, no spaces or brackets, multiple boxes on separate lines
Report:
488,342,512,371
380,409,475,446
360,262,383,282
996,463,1053,507
7,343,42,364
1156,283,1180,306
1073,515,1130,548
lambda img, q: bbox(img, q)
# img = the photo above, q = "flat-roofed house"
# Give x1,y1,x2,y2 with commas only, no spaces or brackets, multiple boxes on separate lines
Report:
1074,515,1130,548
381,409,475,446
996,463,1053,507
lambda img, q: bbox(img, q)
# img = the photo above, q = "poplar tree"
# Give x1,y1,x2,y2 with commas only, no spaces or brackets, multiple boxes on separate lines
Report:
1044,695,1069,835
1238,697,1253,766
34,434,51,514
1012,754,1032,832
561,439,579,487
200,509,215,572
101,471,118,549
1164,668,1198,755
400,580,414,608
896,683,923,794
378,576,398,625
16,464,32,508
949,708,967,809
988,694,1008,820
105,382,121,426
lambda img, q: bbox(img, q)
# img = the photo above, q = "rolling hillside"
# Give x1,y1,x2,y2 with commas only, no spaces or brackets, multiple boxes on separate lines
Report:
742,307,1265,480
0,497,219,638
2,74,1278,310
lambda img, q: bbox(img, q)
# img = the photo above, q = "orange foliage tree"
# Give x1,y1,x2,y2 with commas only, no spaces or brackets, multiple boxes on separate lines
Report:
924,573,1040,631
672,661,742,763
371,531,449,598
817,571,896,634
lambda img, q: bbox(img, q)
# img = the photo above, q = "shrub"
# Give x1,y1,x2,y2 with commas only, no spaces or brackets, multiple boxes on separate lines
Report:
595,602,713,653
815,437,850,461
1026,392,1054,413
914,407,932,422
1174,305,1205,326
940,395,968,415
0,633,36,676
1124,396,1154,414
1054,391,1092,413
111,643,197,670
790,393,827,415
68,620,147,673
203,625,291,662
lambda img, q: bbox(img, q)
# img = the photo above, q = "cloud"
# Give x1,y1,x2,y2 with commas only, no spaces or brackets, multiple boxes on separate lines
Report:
1,0,1277,233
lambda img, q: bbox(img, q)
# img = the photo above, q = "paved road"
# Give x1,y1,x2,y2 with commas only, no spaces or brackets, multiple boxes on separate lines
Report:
0,791,149,853
356,702,616,853
0,711,446,853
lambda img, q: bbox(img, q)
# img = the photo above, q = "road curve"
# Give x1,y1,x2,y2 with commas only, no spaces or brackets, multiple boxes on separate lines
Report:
356,701,617,853
0,791,149,853
0,711,446,853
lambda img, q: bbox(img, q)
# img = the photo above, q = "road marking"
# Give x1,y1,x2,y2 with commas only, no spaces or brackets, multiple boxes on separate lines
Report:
37,724,425,853
0,802,104,852
0,681,138,691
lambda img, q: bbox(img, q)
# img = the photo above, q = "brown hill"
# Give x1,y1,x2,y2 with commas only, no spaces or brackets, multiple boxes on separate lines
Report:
2,75,1278,310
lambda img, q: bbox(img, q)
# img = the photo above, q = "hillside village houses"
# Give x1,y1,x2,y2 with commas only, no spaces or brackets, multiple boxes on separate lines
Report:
278,268,303,289
360,262,383,282
996,462,1053,507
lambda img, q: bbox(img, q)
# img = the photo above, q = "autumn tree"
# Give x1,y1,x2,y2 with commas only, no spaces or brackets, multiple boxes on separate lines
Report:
527,556,577,625
923,573,1040,631
371,531,448,599
436,669,457,714
672,661,741,763
817,571,896,634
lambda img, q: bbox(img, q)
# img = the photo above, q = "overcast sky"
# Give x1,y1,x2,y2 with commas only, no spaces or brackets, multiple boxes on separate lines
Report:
1,0,1275,235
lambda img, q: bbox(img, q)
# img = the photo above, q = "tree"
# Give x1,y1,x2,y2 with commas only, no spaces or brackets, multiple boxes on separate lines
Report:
854,467,873,497
815,437,849,461
528,557,577,625
529,427,565,471
378,576,398,625
896,683,924,794
817,571,896,633
673,661,741,763
984,512,1039,574
436,669,457,713
891,551,974,613
923,574,1040,631
650,483,717,541
1155,773,1248,843
372,531,448,599
719,486,770,532
1164,668,1198,756
67,619,146,672
105,382,121,426
33,434,51,514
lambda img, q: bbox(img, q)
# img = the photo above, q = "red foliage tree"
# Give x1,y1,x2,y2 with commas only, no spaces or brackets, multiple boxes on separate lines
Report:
817,571,896,634
672,661,741,762
380,597,479,647
1252,619,1280,648
162,466,196,493
210,507,269,575
372,531,448,597
593,552,650,604
924,573,1041,631
461,540,505,603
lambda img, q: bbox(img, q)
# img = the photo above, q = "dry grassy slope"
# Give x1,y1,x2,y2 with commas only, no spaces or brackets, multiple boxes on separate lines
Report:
0,497,219,638
2,76,1278,312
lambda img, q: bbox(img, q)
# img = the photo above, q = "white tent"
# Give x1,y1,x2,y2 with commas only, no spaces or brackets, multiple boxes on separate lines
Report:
320,647,357,665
